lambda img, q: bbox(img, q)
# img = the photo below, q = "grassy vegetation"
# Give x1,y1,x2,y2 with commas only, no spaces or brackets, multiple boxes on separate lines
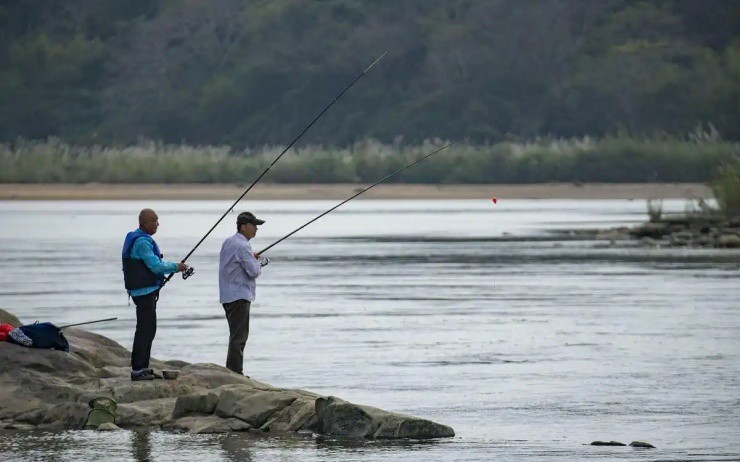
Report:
711,163,740,216
1,137,738,185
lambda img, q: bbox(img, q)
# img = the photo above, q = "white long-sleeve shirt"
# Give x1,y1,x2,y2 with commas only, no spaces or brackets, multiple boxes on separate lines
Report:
219,233,261,304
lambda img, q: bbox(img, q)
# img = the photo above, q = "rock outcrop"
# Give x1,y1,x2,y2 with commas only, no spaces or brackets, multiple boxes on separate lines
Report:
550,212,740,248
628,214,740,248
589,440,656,449
0,309,453,439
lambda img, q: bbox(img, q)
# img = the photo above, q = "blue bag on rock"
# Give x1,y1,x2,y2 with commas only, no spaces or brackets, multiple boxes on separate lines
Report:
11,322,70,352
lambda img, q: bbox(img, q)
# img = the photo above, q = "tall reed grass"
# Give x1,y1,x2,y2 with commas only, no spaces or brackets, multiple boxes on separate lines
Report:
1,137,737,184
711,163,740,216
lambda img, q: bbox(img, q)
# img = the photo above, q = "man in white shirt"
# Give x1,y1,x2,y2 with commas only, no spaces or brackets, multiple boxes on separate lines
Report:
219,211,266,376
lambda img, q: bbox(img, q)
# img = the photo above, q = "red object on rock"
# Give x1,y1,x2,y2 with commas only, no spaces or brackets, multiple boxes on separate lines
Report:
492,197,498,204
0,323,14,341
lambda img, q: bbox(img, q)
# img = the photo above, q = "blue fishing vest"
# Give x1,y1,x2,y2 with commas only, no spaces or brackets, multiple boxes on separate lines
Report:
121,229,164,290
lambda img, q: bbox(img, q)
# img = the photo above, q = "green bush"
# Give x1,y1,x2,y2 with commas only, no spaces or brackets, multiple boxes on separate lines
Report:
711,163,740,216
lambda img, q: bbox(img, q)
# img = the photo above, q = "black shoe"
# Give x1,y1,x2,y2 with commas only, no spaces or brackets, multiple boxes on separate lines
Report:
131,369,155,381
229,369,250,379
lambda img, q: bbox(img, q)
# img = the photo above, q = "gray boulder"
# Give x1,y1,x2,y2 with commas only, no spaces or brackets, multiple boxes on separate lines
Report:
0,310,453,439
0,308,22,327
629,441,656,448
716,234,740,248
315,396,455,439
172,390,220,418
96,422,121,431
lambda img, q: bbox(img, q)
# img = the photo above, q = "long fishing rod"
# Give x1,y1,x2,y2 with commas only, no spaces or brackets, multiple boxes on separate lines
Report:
161,52,388,288
256,131,481,256
59,317,118,329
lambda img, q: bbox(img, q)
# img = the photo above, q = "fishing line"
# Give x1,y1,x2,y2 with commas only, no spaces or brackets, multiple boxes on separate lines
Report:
257,130,484,255
161,52,387,288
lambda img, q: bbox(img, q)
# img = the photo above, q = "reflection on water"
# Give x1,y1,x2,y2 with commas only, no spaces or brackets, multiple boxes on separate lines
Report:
1,200,739,461
131,430,152,462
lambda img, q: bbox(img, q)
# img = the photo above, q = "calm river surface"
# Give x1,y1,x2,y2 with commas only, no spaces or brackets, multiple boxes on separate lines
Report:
1,199,738,461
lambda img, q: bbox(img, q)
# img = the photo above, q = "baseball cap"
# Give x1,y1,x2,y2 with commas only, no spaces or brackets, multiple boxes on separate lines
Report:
237,211,265,226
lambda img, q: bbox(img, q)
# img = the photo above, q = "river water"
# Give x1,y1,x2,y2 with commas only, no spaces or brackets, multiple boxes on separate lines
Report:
0,199,738,461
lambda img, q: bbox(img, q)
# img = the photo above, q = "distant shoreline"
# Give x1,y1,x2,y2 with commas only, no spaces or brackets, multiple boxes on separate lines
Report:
0,183,712,200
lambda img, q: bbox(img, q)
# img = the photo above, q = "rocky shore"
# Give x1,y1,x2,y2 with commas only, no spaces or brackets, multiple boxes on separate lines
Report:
0,309,454,438
553,212,740,248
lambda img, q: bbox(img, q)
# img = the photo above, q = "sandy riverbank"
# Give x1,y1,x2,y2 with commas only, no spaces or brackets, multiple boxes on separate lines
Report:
0,183,712,200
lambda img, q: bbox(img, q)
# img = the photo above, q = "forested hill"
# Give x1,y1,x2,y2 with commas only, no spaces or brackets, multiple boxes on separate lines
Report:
1,0,738,146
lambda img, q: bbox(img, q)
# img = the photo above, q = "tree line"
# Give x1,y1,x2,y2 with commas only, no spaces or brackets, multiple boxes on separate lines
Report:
1,0,739,147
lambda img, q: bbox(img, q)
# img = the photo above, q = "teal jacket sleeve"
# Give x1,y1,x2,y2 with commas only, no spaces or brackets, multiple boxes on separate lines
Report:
131,238,179,275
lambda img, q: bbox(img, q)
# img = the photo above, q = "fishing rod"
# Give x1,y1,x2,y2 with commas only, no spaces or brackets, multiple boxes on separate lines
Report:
59,317,118,329
256,131,482,256
161,51,388,289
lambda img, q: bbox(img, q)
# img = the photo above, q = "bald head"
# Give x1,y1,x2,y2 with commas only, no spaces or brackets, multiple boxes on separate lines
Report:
138,208,159,235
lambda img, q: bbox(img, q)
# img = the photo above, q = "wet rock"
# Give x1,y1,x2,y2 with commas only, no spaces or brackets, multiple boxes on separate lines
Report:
316,396,375,437
629,441,656,448
375,414,455,439
169,415,250,434
663,215,693,226
716,234,740,248
694,234,715,247
1,422,36,430
670,235,691,246
630,222,668,239
590,441,626,446
0,309,454,439
97,422,121,431
15,402,90,430
639,237,662,247
316,396,455,439
215,388,296,428
109,381,200,404
595,230,628,241
117,398,178,427
672,230,695,241
172,390,220,418
580,210,740,249
260,398,317,433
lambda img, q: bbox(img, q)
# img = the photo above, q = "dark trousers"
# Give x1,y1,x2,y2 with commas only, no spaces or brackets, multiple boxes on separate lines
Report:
131,291,158,370
223,299,251,374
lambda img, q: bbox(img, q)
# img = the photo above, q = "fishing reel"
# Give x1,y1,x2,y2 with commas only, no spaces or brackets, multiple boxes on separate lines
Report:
182,266,195,280
259,257,270,267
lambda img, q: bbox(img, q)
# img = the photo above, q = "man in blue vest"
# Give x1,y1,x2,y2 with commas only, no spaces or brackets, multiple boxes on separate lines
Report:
122,208,188,381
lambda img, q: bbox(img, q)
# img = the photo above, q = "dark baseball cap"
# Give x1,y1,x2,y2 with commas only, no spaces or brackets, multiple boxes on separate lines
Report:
237,211,265,226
